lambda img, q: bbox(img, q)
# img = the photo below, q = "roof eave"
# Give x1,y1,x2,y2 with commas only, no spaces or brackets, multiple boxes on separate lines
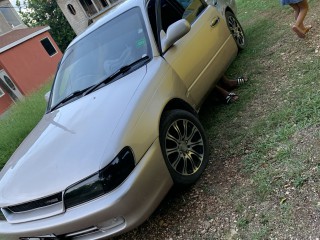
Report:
0,26,51,54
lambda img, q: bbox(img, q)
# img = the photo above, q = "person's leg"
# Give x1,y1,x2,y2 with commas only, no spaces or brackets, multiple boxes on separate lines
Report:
214,86,238,104
295,0,309,31
289,3,300,20
220,75,237,89
220,75,248,90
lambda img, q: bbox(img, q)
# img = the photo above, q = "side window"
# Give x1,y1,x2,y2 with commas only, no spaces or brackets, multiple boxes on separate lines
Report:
160,0,184,32
175,0,207,24
147,0,206,51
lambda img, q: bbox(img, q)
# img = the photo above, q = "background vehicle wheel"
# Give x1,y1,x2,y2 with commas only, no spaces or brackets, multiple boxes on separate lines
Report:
160,110,209,187
225,11,246,50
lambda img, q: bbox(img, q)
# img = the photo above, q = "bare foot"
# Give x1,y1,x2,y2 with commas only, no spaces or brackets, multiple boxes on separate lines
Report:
292,25,305,38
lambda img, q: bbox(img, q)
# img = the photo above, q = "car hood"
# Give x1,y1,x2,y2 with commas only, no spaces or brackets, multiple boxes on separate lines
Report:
0,67,147,206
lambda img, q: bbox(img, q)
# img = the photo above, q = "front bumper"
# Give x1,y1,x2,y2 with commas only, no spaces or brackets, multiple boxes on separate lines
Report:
0,138,173,240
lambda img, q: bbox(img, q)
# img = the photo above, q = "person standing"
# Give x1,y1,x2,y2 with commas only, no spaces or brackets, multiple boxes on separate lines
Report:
281,0,311,38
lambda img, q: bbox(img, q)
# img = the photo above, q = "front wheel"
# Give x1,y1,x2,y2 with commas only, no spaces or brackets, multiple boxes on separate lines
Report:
225,11,246,50
160,110,209,187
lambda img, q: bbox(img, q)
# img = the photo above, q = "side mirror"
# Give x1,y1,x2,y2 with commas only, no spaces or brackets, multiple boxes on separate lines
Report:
161,19,191,53
44,91,51,103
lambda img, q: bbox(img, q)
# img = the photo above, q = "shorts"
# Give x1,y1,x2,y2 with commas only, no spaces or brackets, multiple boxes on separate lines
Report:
280,0,303,5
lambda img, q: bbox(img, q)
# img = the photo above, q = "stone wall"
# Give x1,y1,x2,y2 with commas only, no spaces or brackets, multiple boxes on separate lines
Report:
56,0,90,35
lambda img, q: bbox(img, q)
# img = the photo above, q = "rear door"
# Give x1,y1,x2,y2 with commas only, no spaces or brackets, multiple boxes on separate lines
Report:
159,0,237,106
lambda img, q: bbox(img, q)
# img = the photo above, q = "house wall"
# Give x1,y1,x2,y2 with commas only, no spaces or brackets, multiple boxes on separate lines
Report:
57,0,90,35
0,31,62,96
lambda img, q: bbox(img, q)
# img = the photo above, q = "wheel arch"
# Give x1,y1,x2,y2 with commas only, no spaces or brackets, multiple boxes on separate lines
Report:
159,98,198,128
225,6,235,16
158,102,209,186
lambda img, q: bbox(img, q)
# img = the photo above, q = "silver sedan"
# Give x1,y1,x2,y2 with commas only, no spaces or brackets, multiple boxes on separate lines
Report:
0,0,245,238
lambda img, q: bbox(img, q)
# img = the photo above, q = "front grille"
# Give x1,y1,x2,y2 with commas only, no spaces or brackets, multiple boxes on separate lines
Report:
3,192,64,223
6,193,62,213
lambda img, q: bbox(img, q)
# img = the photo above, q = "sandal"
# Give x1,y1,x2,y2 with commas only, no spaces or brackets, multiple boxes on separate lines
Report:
237,76,248,86
225,92,238,104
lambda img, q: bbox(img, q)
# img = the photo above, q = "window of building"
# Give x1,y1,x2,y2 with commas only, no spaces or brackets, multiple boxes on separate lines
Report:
0,6,21,27
40,38,57,57
3,76,16,90
79,0,121,17
67,4,77,15
0,87,4,98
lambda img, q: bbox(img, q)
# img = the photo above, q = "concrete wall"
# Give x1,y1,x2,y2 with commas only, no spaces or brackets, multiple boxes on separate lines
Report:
56,0,90,35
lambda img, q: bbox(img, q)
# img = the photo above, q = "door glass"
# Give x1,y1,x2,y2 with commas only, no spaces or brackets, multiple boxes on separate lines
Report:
160,0,206,31
160,0,184,32
176,0,206,24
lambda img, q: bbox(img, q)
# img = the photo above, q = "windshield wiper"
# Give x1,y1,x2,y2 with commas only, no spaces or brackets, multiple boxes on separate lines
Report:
50,56,150,112
83,55,150,96
50,88,88,111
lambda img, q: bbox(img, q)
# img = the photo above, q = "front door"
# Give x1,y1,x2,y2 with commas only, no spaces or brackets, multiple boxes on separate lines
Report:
0,70,23,102
160,0,237,106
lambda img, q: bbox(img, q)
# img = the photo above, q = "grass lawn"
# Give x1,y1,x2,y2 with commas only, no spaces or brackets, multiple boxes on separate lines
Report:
0,83,51,169
196,0,320,238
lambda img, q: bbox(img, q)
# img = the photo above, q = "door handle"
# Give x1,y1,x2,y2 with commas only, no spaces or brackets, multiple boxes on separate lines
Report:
210,16,220,28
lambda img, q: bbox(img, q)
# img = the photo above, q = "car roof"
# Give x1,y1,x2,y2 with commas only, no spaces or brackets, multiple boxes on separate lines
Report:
68,0,147,49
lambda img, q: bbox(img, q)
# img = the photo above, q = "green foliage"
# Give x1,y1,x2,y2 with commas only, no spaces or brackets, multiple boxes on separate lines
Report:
17,0,76,52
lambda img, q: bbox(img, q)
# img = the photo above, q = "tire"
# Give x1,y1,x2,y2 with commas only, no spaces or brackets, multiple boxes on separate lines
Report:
160,110,209,186
225,11,246,50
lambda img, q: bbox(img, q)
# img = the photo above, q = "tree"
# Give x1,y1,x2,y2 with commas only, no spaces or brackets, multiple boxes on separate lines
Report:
16,0,76,52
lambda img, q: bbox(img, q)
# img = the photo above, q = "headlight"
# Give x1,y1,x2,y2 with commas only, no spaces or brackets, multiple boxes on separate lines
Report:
64,147,135,209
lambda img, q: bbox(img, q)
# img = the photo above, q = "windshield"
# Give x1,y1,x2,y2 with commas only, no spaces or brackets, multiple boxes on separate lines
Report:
50,7,151,108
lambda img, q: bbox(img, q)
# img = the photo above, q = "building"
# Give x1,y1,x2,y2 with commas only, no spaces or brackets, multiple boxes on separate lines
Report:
0,0,25,34
0,0,63,115
56,0,121,35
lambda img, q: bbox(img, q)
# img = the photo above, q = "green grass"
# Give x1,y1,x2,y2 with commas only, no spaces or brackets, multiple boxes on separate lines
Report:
0,82,51,169
199,0,320,238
